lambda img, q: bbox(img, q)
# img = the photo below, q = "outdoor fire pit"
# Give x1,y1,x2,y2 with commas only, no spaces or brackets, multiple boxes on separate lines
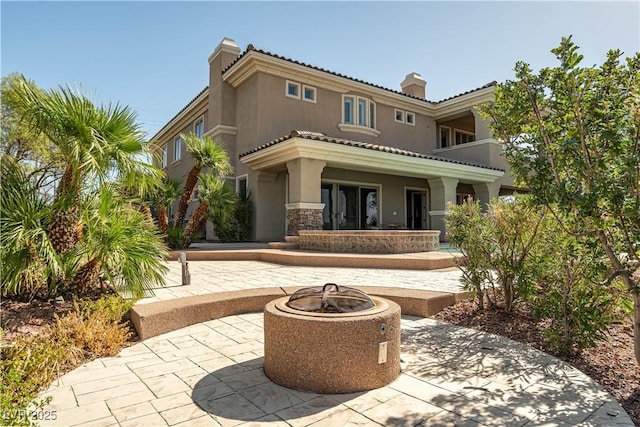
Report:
264,283,401,394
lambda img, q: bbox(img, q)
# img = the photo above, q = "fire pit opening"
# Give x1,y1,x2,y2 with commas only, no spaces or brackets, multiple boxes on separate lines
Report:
286,283,375,313
264,283,401,394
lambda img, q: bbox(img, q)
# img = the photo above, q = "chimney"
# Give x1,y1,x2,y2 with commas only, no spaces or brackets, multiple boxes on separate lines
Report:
208,37,241,68
400,72,426,99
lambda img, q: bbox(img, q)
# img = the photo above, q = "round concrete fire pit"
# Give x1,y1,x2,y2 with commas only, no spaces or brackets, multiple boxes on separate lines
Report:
263,286,401,394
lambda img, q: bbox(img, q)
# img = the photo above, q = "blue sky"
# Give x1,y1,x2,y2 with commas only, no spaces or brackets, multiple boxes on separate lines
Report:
2,1,639,138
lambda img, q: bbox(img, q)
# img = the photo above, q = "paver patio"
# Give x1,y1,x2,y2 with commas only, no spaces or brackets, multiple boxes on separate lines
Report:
37,260,633,426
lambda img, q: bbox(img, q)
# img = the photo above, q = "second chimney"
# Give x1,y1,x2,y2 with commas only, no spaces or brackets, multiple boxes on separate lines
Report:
400,72,426,99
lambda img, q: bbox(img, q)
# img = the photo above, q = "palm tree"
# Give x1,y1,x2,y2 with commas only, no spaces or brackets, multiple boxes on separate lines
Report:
117,166,166,224
0,156,60,299
182,174,237,246
72,187,168,298
150,177,182,234
5,75,161,255
173,133,232,227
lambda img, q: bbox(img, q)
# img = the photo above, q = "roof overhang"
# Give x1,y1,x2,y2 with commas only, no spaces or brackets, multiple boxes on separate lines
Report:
223,51,438,114
240,137,504,183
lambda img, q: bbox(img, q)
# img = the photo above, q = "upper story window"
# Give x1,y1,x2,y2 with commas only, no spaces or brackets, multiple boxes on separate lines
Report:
174,136,182,162
194,118,204,139
286,81,300,99
394,109,405,123
161,145,168,168
303,85,316,103
343,95,376,128
339,95,379,137
439,126,451,148
395,109,415,126
286,80,317,103
406,112,415,126
454,130,475,145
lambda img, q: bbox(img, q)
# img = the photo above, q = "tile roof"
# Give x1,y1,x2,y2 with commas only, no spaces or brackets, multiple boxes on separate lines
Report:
223,44,496,104
437,81,497,103
150,86,209,141
153,43,497,142
239,130,503,172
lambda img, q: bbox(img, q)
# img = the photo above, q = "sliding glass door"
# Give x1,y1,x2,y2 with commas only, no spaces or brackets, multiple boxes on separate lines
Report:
322,183,378,230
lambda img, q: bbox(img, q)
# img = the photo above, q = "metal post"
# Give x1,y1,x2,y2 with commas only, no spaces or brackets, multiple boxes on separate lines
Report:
178,252,191,286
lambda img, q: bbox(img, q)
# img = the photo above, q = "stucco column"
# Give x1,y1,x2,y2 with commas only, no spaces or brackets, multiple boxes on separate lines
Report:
428,177,459,241
285,158,326,235
473,182,501,212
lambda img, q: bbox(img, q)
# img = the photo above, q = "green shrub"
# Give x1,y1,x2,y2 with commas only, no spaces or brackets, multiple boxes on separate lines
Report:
447,195,621,355
80,294,136,322
212,190,253,242
445,199,492,310
530,215,620,355
446,196,545,312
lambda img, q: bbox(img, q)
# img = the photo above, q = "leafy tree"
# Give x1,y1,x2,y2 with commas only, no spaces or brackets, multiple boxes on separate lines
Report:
480,37,640,363
173,133,232,227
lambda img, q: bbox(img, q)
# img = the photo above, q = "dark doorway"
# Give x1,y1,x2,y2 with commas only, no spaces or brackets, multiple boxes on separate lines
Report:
406,190,426,229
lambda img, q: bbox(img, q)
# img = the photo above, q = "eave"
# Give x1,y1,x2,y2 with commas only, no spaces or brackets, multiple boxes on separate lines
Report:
241,137,504,183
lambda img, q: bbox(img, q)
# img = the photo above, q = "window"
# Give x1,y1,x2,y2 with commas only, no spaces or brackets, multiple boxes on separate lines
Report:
174,136,182,161
302,85,316,103
342,95,376,129
454,130,475,145
161,145,168,168
236,175,248,198
286,81,300,99
343,96,354,124
439,126,451,148
395,109,405,123
406,112,415,126
395,109,415,126
194,118,204,139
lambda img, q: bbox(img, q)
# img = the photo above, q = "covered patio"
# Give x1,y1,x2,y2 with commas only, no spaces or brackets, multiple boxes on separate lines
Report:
240,131,504,241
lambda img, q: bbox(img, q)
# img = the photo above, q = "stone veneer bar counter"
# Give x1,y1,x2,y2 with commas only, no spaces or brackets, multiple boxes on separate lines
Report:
298,230,440,254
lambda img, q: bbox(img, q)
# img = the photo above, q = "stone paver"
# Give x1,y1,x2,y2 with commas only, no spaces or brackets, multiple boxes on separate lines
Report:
36,260,633,426
137,260,464,304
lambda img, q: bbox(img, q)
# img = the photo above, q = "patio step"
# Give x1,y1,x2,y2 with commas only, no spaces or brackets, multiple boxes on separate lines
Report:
268,236,300,249
267,241,299,249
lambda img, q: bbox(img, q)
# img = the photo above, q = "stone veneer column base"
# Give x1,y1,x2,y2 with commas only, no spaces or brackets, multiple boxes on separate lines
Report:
285,203,325,236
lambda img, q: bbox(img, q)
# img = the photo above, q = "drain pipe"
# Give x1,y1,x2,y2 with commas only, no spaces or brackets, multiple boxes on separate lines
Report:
177,252,191,286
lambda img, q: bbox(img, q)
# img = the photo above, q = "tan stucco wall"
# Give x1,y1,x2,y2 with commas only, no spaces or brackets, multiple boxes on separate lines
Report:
234,73,438,156
250,171,287,241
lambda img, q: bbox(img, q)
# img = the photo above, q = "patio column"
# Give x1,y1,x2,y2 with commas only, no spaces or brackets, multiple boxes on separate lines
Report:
428,177,459,241
473,182,501,211
285,158,326,235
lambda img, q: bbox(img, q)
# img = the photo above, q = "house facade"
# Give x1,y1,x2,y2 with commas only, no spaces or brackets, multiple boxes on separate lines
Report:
152,38,517,242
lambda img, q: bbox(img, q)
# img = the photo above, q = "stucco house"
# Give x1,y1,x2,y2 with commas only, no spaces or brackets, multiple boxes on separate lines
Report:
152,37,517,242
